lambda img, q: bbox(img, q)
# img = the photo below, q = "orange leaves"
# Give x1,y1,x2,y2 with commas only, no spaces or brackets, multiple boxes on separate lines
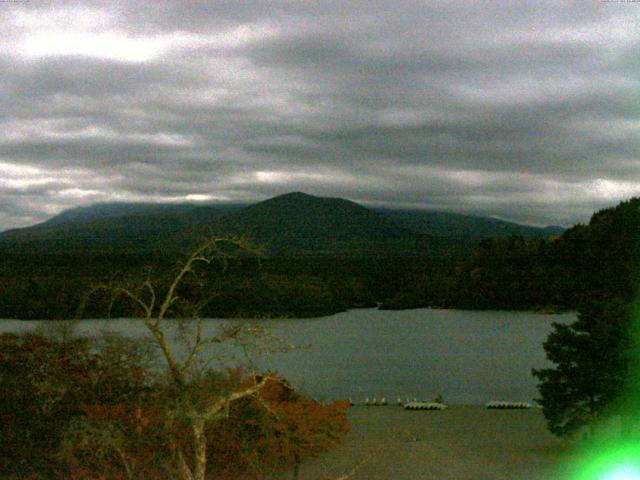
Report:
203,374,350,479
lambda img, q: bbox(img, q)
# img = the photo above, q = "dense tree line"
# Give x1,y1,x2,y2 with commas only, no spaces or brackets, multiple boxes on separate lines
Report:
0,254,442,320
385,198,640,312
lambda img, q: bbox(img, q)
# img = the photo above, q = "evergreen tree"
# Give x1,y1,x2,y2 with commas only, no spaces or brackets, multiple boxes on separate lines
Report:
533,300,632,436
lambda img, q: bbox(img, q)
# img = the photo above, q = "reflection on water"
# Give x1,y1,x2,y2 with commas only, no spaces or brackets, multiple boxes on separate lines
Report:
0,308,574,404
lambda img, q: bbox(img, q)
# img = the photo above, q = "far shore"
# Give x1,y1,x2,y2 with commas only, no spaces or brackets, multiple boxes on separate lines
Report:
0,304,576,322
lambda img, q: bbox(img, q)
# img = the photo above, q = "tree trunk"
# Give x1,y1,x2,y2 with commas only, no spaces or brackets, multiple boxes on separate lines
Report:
175,447,195,480
193,420,208,480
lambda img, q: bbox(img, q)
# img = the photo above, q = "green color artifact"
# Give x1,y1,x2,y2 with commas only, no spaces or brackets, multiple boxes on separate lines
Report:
564,440,640,480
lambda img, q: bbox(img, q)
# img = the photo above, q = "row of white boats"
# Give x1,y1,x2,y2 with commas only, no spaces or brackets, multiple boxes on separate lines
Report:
351,397,533,410
484,401,533,409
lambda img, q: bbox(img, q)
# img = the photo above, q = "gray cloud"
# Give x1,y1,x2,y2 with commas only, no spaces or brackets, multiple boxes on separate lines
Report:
0,0,638,229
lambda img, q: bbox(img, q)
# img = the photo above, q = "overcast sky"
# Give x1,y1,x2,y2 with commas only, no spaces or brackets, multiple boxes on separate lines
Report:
0,1,638,229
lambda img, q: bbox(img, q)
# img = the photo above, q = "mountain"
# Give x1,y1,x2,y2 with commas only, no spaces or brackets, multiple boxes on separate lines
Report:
376,209,564,238
212,192,411,254
0,192,563,257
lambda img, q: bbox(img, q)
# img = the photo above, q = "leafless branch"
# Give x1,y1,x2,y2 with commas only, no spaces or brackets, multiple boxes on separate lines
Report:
203,374,278,422
114,287,152,318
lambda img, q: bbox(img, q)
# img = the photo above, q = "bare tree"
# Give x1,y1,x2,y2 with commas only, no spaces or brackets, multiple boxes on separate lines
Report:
93,236,281,480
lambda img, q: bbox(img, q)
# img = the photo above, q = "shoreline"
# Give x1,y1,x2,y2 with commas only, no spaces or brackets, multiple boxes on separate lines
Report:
0,305,576,322
288,405,568,480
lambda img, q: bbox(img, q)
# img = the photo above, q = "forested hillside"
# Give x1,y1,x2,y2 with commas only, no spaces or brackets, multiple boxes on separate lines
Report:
384,198,640,311
0,192,567,319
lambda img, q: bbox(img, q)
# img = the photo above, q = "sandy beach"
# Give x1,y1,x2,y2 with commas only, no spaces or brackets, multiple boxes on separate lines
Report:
292,405,568,480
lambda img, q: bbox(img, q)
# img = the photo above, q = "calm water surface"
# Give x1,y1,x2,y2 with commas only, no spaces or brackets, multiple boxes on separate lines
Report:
0,308,574,404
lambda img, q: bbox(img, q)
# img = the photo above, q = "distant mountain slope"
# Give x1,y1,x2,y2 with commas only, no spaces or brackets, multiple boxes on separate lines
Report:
39,203,198,227
213,192,411,254
0,215,187,255
0,203,244,255
0,192,563,257
377,209,564,238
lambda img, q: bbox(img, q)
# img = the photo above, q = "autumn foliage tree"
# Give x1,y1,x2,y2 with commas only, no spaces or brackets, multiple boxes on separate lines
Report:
0,332,148,478
206,375,350,479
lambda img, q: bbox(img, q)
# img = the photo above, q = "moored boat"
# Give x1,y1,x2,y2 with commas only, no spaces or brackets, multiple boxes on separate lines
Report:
485,401,532,409
404,401,448,410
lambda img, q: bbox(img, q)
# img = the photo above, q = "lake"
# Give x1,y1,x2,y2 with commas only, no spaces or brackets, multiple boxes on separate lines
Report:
0,308,574,405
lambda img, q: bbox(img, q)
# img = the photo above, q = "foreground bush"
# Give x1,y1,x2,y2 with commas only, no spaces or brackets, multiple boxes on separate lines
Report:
0,332,349,479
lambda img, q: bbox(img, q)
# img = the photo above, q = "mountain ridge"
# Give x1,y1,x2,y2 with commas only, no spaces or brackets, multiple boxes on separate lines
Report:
0,192,564,256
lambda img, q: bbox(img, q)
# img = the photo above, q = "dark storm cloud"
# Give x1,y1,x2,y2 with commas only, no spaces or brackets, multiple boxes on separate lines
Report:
0,0,638,229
